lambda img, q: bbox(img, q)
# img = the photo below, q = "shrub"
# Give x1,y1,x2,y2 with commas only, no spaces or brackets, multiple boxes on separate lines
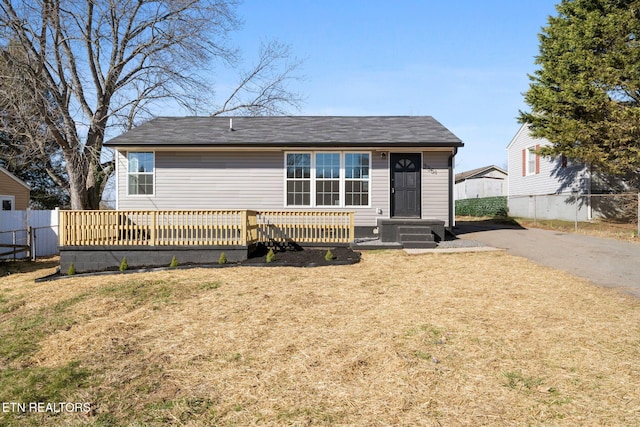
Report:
67,263,76,276
455,196,508,217
324,249,334,261
266,248,276,263
169,256,178,268
218,252,227,265
119,257,128,272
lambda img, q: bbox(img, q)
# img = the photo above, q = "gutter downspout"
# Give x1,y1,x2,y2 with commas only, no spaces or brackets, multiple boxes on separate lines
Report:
448,148,458,231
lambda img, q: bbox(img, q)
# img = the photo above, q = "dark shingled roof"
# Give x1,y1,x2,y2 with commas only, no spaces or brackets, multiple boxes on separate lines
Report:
105,116,464,148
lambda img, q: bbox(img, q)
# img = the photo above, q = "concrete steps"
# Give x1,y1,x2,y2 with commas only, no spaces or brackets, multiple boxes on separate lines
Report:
398,228,437,249
377,219,442,249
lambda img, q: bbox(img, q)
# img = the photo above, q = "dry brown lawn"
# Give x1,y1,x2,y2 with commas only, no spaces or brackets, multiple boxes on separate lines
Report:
458,215,639,242
1,250,640,426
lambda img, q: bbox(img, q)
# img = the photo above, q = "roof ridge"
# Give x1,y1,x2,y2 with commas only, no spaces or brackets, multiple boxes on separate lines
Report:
106,116,463,147
0,166,31,190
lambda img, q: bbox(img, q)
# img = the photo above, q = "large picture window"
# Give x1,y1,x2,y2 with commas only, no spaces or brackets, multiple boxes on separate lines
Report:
128,152,154,195
285,152,370,207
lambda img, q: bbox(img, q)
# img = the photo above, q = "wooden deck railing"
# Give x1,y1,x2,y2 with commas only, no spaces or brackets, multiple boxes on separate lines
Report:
59,210,248,246
59,210,355,247
256,211,354,244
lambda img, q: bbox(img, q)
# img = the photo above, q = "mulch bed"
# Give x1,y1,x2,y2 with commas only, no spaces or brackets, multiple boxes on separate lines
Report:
36,246,361,282
242,244,360,267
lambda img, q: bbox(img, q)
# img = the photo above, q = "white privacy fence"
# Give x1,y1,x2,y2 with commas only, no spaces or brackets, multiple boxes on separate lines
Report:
0,209,59,260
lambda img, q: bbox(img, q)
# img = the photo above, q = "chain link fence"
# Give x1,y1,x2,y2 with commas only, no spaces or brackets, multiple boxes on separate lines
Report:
508,193,639,235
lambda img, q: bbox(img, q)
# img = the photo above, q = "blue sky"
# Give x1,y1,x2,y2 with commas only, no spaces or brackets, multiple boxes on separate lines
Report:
220,0,560,172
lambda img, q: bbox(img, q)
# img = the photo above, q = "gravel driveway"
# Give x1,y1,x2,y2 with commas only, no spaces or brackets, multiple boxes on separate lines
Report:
453,221,640,298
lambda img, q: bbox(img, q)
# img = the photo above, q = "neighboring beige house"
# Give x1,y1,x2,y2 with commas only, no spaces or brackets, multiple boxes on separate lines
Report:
0,167,30,210
454,165,507,200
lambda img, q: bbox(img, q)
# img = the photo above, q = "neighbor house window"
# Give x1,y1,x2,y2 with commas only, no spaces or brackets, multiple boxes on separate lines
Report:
524,145,540,176
128,152,154,195
345,153,370,206
285,152,371,207
1,196,13,210
286,153,311,206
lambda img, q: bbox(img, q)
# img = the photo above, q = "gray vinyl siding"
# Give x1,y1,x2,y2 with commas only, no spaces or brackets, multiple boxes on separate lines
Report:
369,153,389,227
117,149,452,228
117,150,283,211
422,151,451,226
507,125,589,197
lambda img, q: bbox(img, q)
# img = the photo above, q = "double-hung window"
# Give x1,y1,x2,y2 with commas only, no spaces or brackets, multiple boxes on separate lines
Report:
128,152,154,195
345,153,369,206
527,149,536,175
285,152,370,207
315,153,340,206
524,145,540,176
286,153,311,206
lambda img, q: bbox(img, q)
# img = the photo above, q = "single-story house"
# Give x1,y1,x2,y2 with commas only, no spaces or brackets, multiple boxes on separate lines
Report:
0,167,30,210
454,165,507,200
107,116,463,235
59,116,463,272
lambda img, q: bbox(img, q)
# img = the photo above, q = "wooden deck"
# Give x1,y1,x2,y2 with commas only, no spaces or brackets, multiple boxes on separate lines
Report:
59,210,355,247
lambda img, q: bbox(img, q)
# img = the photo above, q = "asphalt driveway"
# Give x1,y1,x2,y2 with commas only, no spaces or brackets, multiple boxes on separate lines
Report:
454,220,640,298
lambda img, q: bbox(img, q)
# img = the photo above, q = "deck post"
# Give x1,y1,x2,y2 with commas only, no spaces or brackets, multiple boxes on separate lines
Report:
58,210,65,247
246,210,258,244
150,211,157,246
240,210,247,245
349,212,355,243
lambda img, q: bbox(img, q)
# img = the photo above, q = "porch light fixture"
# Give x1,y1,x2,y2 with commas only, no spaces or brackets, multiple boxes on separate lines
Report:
380,152,387,159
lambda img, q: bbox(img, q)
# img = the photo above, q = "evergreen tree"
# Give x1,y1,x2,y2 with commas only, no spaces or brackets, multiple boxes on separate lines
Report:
520,0,640,184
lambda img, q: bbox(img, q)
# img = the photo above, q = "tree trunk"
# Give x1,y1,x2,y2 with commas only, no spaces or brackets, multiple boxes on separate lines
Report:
80,105,110,210
0,1,301,211
85,163,104,210
65,150,91,210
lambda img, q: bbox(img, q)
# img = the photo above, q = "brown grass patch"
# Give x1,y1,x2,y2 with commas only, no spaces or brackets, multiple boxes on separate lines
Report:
516,217,639,241
2,252,640,425
458,215,639,241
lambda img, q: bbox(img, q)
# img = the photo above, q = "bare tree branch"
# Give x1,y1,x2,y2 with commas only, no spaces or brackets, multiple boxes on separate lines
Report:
213,40,304,116
0,0,303,209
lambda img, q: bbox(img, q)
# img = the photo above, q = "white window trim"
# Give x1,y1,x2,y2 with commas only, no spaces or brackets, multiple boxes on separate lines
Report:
525,145,538,176
284,151,371,208
126,151,156,197
0,195,15,211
